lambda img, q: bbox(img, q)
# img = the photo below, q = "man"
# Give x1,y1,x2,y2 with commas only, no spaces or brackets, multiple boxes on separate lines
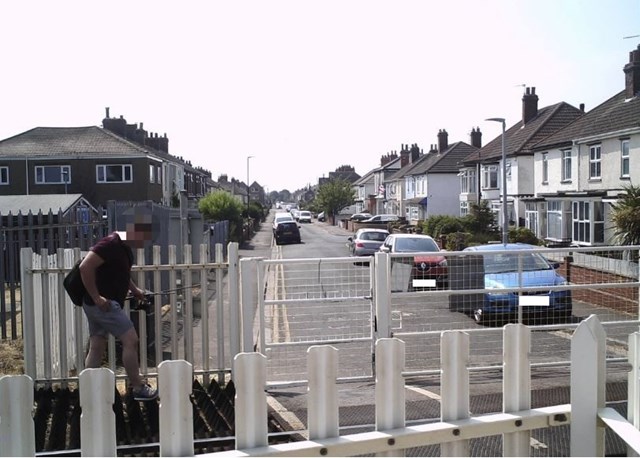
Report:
79,214,157,400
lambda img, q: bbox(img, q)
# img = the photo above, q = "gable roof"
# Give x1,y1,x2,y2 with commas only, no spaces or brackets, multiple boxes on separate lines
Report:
0,194,97,215
533,90,640,150
0,126,153,159
411,141,479,175
462,102,584,164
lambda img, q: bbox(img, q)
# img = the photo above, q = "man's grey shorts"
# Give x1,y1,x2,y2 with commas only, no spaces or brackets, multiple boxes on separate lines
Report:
82,300,134,338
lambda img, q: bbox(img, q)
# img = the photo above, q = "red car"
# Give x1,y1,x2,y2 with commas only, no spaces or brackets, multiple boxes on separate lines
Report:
379,234,448,290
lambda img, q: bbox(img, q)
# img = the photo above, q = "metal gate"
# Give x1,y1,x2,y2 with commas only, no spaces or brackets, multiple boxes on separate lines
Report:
256,255,375,384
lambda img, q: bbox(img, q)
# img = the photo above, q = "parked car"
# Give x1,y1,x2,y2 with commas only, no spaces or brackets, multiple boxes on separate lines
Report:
379,234,447,290
462,243,572,325
274,221,301,245
298,210,312,223
350,212,373,222
317,211,325,222
362,214,399,223
273,212,295,232
347,228,390,257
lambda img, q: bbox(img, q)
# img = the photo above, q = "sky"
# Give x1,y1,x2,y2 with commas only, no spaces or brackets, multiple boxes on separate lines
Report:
1,1,639,194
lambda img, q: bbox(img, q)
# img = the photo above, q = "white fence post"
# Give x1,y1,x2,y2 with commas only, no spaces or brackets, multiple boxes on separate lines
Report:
441,330,470,457
376,338,405,457
20,248,37,379
228,242,241,363
159,360,194,457
503,324,531,457
629,332,640,457
80,368,116,457
571,314,606,457
374,252,392,340
0,375,35,457
308,345,339,440
239,258,261,354
234,352,268,449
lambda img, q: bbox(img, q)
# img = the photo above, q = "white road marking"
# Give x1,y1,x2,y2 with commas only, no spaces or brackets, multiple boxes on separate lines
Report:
405,384,441,401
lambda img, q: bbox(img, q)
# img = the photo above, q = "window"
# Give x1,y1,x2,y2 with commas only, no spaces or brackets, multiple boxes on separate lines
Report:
621,139,630,178
525,202,539,237
572,200,604,245
97,164,133,183
0,167,8,185
542,153,548,183
460,201,469,216
149,165,156,183
482,165,498,189
561,150,572,181
547,200,563,240
460,169,476,194
35,165,70,184
589,144,601,179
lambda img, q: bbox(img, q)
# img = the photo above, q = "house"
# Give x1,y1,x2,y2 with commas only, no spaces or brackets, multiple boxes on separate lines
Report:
386,132,481,223
527,43,640,246
371,152,403,215
459,87,585,228
0,109,216,209
384,143,424,217
352,169,376,214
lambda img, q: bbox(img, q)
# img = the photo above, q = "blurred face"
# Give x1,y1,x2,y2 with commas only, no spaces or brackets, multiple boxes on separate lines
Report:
125,217,153,249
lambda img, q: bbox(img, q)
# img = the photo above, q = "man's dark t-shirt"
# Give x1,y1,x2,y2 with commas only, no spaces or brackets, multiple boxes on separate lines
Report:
84,232,134,307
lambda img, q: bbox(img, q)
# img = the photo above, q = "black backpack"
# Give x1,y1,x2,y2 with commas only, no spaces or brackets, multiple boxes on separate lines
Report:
63,261,86,306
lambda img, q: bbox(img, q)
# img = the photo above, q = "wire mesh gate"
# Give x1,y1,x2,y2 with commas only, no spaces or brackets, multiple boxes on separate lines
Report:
256,256,376,383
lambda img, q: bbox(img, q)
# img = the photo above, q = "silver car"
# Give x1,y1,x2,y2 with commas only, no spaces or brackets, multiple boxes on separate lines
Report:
347,228,390,256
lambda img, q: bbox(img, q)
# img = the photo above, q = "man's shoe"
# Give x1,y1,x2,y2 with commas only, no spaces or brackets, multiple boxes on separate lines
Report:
132,383,157,401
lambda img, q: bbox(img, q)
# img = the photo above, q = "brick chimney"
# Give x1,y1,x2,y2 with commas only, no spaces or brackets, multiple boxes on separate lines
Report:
410,143,420,163
624,44,640,99
470,127,482,148
437,129,448,153
157,133,169,153
400,144,410,167
102,109,127,137
522,87,539,124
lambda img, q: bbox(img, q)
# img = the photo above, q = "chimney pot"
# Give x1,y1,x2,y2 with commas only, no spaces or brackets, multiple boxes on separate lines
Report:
105,107,110,118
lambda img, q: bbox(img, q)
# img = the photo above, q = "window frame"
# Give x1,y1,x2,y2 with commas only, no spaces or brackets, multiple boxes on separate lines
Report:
589,144,601,180
96,164,133,183
482,165,498,190
572,200,604,245
541,153,548,184
561,149,572,182
546,200,563,240
621,139,630,178
0,166,8,185
35,165,71,185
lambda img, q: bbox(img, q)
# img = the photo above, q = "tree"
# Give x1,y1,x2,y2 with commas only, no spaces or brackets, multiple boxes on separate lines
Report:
198,190,244,240
315,179,355,224
610,183,640,246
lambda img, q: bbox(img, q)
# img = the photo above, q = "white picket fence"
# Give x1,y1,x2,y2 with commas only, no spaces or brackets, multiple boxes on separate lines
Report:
3,314,640,456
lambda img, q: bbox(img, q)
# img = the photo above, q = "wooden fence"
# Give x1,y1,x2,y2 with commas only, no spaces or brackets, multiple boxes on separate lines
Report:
3,315,640,456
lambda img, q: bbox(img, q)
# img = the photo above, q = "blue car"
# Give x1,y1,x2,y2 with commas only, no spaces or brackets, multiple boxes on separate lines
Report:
462,243,572,325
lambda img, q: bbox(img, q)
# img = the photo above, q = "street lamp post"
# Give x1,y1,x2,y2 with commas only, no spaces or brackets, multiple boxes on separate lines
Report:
246,156,254,212
485,118,508,245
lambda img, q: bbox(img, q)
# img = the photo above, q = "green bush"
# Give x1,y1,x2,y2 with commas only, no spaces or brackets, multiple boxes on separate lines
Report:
508,226,539,245
445,232,472,251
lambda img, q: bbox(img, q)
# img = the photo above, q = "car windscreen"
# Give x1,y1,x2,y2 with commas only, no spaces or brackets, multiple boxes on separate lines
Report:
394,237,439,252
483,252,551,274
360,232,388,241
